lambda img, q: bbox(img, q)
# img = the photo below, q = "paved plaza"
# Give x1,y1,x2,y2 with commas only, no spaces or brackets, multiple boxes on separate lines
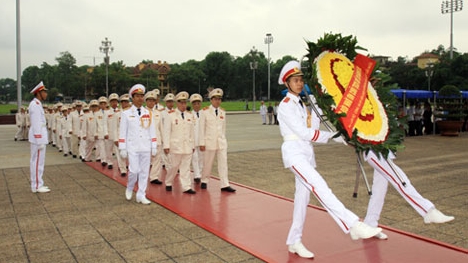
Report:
0,112,466,262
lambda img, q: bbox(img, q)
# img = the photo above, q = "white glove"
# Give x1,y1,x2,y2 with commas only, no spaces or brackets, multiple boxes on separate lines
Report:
151,148,157,156
120,149,127,158
38,144,46,150
333,135,348,145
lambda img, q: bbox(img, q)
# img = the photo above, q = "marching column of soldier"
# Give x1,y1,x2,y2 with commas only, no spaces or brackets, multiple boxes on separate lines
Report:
23,81,236,203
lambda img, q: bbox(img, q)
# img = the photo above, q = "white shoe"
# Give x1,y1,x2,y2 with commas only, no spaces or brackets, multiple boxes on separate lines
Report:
423,208,454,224
349,221,382,240
136,197,151,205
288,241,314,258
374,232,388,240
125,190,133,201
32,186,50,193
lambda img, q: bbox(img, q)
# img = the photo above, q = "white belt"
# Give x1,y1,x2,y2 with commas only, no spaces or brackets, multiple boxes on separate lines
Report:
283,134,300,141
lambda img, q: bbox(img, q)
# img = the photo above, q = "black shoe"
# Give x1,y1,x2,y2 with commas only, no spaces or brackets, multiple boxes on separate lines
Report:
183,189,196,194
194,178,201,184
73,155,77,158
59,150,62,152
14,138,17,141
221,186,236,193
165,186,172,191
108,165,113,169
150,179,163,185
201,183,207,189
52,144,56,147
101,162,107,167
121,173,127,177
63,154,68,157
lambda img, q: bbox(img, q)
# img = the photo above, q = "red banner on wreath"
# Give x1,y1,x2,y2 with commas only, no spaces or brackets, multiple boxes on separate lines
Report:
335,54,376,137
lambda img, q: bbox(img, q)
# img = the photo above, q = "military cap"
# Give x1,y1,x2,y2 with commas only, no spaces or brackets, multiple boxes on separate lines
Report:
144,91,157,101
209,88,223,99
119,94,130,102
30,81,47,94
278,60,303,85
175,91,189,101
129,84,146,97
189,93,203,103
164,93,175,102
109,93,119,102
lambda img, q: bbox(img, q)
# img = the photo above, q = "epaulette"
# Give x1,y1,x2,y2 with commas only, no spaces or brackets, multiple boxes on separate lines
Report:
282,97,290,103
202,106,210,110
220,107,225,111
157,108,165,112
168,109,175,114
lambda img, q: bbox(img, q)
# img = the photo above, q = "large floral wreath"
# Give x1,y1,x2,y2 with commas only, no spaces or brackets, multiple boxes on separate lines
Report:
304,33,406,157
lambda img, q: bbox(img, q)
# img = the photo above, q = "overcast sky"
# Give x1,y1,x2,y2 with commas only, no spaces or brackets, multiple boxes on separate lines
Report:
1,0,467,80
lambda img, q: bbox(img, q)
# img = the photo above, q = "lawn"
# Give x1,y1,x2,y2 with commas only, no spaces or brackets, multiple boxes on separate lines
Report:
0,100,277,114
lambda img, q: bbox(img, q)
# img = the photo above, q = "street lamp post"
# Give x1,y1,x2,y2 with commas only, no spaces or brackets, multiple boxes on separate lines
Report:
264,33,273,101
99,37,114,97
441,0,463,59
249,46,258,112
425,63,434,91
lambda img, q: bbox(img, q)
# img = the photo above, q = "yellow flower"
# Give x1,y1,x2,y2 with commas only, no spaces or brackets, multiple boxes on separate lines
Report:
315,51,388,143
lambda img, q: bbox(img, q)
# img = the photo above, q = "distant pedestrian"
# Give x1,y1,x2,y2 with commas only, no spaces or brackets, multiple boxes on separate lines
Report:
259,100,267,125
273,101,279,125
267,102,274,125
28,81,50,193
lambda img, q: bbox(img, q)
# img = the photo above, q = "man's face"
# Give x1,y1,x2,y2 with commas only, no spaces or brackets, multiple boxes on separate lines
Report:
211,97,222,108
176,100,187,112
99,102,107,110
165,100,174,109
110,100,118,109
132,94,144,107
191,101,201,111
121,101,130,109
146,98,156,109
286,75,304,95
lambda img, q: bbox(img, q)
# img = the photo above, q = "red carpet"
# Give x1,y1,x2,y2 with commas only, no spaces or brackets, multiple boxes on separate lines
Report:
87,162,467,262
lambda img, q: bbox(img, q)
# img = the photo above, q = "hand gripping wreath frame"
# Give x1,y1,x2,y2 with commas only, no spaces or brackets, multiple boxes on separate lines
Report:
300,56,407,198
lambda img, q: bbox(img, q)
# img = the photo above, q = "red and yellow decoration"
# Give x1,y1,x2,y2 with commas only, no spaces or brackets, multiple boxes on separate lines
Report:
316,51,389,144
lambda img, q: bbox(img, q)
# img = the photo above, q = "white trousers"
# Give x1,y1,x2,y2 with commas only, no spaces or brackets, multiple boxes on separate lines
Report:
30,143,46,191
166,153,193,191
363,151,435,227
62,136,70,154
286,161,359,245
114,143,127,173
55,130,62,150
15,126,24,140
84,139,95,161
104,139,114,165
95,139,106,163
201,148,230,188
191,146,204,179
127,151,151,200
79,138,87,159
70,134,79,156
149,145,163,181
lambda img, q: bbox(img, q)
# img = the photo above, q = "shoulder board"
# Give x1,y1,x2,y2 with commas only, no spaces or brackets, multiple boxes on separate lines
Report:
202,106,210,110
168,109,175,114
158,108,165,112
220,107,225,111
282,97,290,103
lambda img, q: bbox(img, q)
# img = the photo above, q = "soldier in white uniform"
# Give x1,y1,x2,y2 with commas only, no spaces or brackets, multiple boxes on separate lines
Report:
95,97,109,166
190,93,204,183
277,61,381,258
106,93,120,170
52,102,63,150
199,88,236,192
79,104,88,160
69,101,83,158
82,100,99,162
160,93,175,172
60,106,72,156
163,91,196,194
28,81,50,193
15,107,27,141
114,94,131,176
145,91,164,185
119,84,157,205
363,150,454,239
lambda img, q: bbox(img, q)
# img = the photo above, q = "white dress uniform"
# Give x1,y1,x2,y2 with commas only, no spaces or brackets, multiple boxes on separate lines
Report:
148,103,164,182
191,109,204,180
199,104,232,188
105,106,119,168
52,108,63,150
28,83,49,192
78,108,87,159
119,103,157,202
163,106,195,191
95,107,109,164
60,111,72,155
69,105,82,157
82,106,98,161
15,110,26,140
